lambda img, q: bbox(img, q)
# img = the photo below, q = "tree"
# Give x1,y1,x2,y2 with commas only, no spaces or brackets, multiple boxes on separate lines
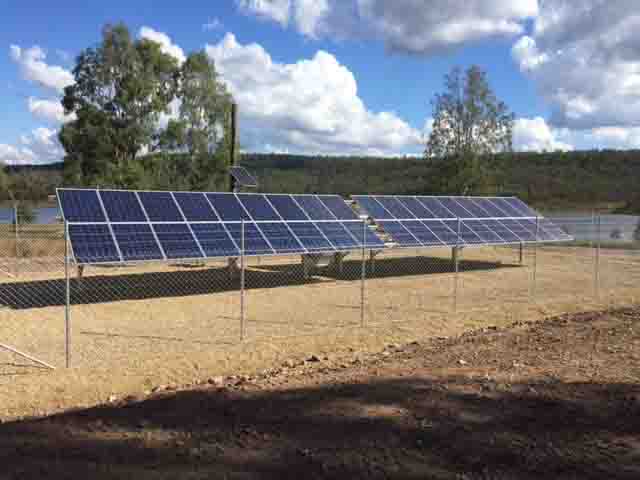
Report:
0,161,8,195
60,23,180,188
160,51,233,191
425,65,514,194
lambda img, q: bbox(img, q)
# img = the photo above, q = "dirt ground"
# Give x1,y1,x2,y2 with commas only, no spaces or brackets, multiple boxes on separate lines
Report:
1,245,639,421
1,306,639,479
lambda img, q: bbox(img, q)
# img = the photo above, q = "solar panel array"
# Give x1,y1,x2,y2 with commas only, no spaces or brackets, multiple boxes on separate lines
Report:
352,195,572,248
229,166,258,187
57,189,384,265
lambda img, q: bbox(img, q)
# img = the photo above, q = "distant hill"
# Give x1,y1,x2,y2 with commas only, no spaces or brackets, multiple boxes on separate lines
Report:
3,152,640,212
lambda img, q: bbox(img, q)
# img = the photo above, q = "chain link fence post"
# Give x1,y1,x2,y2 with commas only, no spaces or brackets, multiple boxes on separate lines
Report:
360,218,366,328
64,220,71,368
595,212,601,300
531,216,540,300
240,220,246,342
453,217,461,313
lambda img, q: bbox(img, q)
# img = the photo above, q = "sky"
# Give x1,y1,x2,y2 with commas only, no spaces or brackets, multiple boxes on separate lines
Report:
2,0,640,165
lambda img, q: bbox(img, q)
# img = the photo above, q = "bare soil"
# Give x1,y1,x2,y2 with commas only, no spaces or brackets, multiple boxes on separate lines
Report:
2,306,640,479
1,245,639,421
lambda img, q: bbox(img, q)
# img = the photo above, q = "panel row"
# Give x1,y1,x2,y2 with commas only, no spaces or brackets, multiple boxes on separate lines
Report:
67,219,384,265
352,195,572,248
58,190,364,223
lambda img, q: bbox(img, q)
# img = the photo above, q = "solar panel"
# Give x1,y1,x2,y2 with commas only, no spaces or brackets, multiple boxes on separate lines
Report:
138,192,184,222
99,190,147,222
68,224,120,264
58,189,106,223
58,189,387,265
152,224,203,259
230,166,258,187
352,195,572,249
112,223,164,262
173,192,219,222
191,223,239,257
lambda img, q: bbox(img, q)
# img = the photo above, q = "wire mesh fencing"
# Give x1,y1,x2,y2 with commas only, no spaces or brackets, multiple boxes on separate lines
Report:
0,213,639,373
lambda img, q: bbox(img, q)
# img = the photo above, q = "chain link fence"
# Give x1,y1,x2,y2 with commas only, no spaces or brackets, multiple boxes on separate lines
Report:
0,211,639,373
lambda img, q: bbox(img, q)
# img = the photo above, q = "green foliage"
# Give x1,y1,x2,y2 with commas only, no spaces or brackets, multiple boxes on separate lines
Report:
59,23,233,191
424,66,514,195
14,203,36,224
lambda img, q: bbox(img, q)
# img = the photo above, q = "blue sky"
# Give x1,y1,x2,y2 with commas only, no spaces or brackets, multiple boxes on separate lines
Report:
2,0,640,164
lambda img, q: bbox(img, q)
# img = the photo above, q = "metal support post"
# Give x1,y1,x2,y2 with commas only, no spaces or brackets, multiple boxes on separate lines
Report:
453,218,461,313
14,204,18,277
519,242,524,265
360,219,366,328
240,220,246,341
64,221,71,368
595,212,601,300
532,216,540,300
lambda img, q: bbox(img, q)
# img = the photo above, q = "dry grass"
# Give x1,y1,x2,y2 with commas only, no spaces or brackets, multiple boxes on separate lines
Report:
0,244,639,420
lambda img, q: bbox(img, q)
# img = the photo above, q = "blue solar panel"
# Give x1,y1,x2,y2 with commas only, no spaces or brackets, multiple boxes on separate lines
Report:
352,196,394,220
490,198,524,218
417,198,456,218
342,222,386,248
288,222,334,252
506,197,539,218
191,223,239,257
436,198,473,219
68,224,120,264
458,223,484,244
58,189,106,223
206,193,250,221
237,194,280,221
225,222,274,256
152,224,203,259
267,195,309,221
138,192,183,222
318,196,358,220
375,197,415,219
316,222,359,249
462,219,505,244
484,220,521,243
292,195,335,220
472,198,508,217
112,224,164,261
259,222,305,253
456,198,490,218
380,221,421,246
424,220,461,245
99,190,147,222
500,219,536,241
173,192,219,222
401,221,444,246
397,197,438,219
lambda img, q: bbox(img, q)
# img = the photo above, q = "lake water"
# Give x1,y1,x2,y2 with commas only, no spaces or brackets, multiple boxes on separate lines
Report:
0,207,60,224
0,207,637,243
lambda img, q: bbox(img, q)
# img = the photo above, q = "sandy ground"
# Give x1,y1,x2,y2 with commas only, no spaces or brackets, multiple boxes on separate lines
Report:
2,306,640,479
0,245,639,420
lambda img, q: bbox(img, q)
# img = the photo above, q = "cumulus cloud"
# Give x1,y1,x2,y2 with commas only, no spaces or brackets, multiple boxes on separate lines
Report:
139,26,186,64
206,33,422,155
513,117,573,152
9,45,74,93
236,0,291,26
237,0,538,54
0,127,64,165
512,0,640,130
28,97,75,124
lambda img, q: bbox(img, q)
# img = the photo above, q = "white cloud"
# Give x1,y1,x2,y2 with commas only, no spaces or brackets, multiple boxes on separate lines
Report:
139,27,186,64
513,117,573,152
236,0,291,26
513,0,640,130
9,45,74,93
237,0,538,54
28,97,75,124
206,33,422,155
0,127,64,165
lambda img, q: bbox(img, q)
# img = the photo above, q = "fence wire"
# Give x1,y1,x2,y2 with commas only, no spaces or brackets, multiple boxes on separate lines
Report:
0,213,639,373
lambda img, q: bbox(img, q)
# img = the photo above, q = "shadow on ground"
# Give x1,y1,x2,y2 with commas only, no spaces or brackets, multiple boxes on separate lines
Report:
1,374,638,479
0,256,518,310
